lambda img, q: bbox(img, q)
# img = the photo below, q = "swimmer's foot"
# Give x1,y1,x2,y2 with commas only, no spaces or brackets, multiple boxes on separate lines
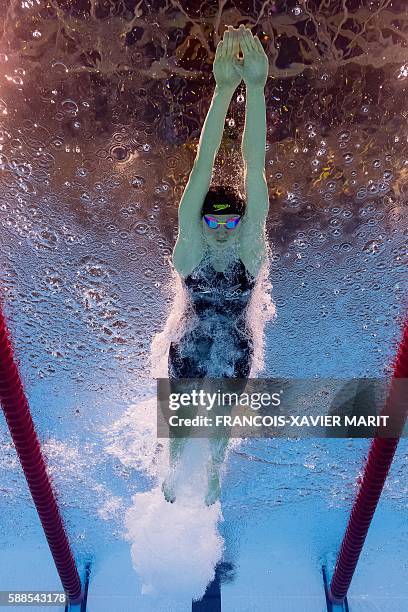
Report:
205,468,221,506
161,478,176,504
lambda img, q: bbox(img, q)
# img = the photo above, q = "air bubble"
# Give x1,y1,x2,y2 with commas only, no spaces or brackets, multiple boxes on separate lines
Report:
80,192,92,204
61,99,79,115
111,146,128,161
106,223,119,234
329,218,342,227
51,137,64,149
133,222,149,235
363,240,384,255
131,176,145,188
339,130,350,142
51,61,68,74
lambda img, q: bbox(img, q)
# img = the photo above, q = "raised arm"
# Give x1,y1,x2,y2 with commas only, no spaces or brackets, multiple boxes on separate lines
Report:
242,86,266,171
173,27,243,276
177,84,235,235
239,26,269,184
235,26,270,275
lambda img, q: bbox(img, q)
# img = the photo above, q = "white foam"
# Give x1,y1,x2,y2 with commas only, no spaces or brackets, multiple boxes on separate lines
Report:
123,445,224,599
104,400,226,599
149,264,190,380
101,396,166,479
246,248,276,377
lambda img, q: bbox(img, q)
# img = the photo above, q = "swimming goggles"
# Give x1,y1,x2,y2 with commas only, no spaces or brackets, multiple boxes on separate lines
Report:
203,215,241,230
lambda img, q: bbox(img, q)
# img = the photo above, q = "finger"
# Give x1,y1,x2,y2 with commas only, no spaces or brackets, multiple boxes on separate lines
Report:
222,28,229,57
226,26,234,56
239,26,251,54
238,25,247,50
242,26,257,54
221,30,229,57
215,37,223,53
232,29,240,58
215,40,224,58
246,28,258,52
237,30,244,54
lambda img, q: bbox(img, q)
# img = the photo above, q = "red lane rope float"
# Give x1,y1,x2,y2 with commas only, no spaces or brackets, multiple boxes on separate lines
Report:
0,306,83,605
329,318,408,604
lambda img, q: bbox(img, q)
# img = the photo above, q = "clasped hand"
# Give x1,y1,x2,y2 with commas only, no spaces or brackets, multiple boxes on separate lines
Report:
213,24,269,90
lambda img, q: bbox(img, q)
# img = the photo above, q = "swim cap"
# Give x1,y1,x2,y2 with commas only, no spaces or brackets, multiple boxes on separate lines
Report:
201,185,246,217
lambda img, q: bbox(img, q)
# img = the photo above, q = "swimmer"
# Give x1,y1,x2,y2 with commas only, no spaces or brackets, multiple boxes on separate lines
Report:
162,25,270,505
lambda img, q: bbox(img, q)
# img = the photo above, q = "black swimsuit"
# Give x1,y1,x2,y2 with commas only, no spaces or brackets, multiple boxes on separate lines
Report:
168,257,256,379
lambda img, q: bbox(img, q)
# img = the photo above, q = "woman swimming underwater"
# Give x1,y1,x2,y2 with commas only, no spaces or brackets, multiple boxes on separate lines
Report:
162,25,270,505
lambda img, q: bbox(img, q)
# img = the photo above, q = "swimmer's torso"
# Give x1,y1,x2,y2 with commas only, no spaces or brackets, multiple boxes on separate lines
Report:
168,257,256,379
184,256,255,318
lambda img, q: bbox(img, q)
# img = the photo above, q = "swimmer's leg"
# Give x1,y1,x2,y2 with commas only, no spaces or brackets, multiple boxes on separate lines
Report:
161,435,190,503
162,400,198,503
205,400,233,506
205,434,230,506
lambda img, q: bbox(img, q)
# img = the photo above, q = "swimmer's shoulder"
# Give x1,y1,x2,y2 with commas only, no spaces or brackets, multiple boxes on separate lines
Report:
238,255,261,281
172,248,204,278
